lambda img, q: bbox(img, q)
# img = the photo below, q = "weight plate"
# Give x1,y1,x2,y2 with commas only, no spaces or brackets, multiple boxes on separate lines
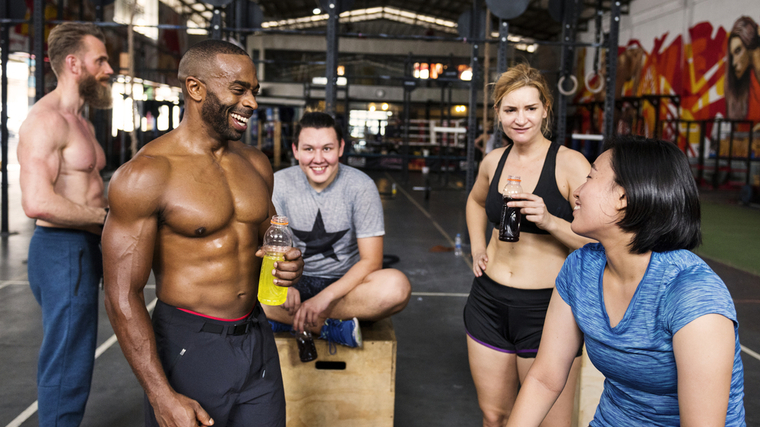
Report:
485,0,529,20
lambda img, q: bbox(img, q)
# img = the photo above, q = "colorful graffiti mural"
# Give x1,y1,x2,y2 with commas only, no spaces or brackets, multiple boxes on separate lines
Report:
574,16,760,160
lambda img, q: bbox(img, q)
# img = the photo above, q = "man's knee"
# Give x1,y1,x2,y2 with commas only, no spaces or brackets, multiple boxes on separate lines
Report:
376,269,411,313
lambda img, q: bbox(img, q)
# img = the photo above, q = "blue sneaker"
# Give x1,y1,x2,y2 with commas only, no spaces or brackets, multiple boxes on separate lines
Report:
269,320,292,333
320,317,362,354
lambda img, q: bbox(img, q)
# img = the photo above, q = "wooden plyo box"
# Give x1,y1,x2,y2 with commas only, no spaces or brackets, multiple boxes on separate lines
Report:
274,318,397,427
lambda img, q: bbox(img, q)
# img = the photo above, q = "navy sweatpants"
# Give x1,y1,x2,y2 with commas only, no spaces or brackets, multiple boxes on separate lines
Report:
146,300,286,427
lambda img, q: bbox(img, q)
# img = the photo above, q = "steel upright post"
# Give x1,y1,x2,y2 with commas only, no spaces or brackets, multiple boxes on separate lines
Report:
211,8,222,40
556,0,578,146
402,81,414,182
325,0,339,117
466,0,482,193
602,0,621,139
1,0,9,233
493,19,509,147
235,0,246,48
34,0,44,102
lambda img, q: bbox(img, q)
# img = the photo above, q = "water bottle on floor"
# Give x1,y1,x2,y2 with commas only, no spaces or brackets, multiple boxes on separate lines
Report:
454,234,463,257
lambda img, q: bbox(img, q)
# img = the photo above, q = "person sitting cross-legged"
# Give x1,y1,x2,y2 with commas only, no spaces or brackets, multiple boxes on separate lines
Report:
264,111,411,349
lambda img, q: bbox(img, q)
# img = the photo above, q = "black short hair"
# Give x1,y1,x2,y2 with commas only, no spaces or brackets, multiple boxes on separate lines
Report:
604,135,701,253
294,112,343,147
178,40,250,95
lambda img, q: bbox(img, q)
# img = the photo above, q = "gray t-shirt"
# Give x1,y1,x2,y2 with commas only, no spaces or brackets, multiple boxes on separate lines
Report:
272,164,384,278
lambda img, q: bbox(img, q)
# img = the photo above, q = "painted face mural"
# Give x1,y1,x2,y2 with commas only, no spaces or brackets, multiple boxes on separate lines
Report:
730,36,751,79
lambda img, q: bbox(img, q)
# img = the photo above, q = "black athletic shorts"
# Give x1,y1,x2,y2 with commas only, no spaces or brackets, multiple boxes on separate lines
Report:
294,275,339,301
147,300,285,427
463,273,583,359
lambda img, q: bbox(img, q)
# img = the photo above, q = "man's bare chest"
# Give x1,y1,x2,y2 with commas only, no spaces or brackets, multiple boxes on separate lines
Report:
161,159,270,237
61,118,106,173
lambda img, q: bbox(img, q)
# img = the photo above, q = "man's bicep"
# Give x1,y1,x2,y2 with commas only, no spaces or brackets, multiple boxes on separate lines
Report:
18,118,67,197
352,181,385,238
102,164,163,292
102,210,158,293
356,236,383,265
18,153,62,209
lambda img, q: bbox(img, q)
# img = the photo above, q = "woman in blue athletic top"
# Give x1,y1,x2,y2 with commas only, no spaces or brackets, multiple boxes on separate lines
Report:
464,64,593,427
506,136,746,427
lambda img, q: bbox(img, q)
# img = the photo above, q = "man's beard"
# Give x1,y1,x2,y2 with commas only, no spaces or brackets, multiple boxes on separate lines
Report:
79,71,112,109
201,90,250,141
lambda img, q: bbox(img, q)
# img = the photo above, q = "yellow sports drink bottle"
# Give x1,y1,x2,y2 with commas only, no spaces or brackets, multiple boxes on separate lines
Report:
258,215,293,306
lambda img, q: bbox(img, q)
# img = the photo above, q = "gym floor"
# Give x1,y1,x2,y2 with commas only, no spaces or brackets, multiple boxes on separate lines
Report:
1,146,758,426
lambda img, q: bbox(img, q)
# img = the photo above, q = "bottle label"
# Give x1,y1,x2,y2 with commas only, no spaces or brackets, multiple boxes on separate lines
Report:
261,245,290,254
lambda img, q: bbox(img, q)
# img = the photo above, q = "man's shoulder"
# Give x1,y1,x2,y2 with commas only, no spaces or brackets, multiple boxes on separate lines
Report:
274,166,307,187
111,136,175,187
116,151,171,184
274,165,303,179
272,166,308,203
19,101,69,143
230,140,269,163
336,164,375,187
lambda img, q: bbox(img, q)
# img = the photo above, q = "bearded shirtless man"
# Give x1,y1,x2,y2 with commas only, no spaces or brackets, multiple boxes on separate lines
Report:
17,22,112,427
102,40,303,427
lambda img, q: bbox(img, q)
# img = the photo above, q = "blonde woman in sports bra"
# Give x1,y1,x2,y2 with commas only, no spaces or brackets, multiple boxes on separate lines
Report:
464,64,592,427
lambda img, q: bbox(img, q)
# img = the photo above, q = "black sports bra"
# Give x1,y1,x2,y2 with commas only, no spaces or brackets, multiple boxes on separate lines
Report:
485,142,574,235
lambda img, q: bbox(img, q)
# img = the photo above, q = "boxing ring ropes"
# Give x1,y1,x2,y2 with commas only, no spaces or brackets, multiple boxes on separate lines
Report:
0,0,623,235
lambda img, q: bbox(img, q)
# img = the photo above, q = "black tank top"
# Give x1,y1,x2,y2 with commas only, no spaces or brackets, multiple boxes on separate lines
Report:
485,142,574,235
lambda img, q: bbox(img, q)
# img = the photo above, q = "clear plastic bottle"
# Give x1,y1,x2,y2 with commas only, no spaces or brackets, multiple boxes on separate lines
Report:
258,215,293,306
454,233,463,257
499,176,523,242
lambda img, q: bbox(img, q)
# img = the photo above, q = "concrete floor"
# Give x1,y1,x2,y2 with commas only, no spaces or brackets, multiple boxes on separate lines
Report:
0,151,758,426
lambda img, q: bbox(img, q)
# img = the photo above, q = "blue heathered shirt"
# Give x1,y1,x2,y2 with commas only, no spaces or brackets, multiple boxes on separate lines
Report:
555,243,745,426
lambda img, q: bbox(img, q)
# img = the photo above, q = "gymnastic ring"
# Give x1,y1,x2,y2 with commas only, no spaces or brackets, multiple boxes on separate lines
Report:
557,75,578,96
584,71,605,94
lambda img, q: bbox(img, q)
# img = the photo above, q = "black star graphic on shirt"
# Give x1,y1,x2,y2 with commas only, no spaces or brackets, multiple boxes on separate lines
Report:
291,210,349,261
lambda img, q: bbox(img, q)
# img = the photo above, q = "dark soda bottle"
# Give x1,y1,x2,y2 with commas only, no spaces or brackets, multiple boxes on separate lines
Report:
296,331,318,362
499,176,523,242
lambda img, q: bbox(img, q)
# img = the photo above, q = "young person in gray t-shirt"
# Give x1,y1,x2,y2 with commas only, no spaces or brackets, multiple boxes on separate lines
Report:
265,112,411,348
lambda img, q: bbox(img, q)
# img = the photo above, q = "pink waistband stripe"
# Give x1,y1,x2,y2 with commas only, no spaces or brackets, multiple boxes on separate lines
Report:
177,307,253,322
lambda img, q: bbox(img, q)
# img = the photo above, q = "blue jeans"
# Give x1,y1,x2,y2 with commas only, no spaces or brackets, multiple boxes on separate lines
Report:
28,226,102,427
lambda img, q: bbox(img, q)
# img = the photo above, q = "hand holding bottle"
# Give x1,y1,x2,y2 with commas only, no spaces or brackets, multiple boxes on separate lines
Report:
257,215,303,305
499,176,523,242
506,193,555,232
